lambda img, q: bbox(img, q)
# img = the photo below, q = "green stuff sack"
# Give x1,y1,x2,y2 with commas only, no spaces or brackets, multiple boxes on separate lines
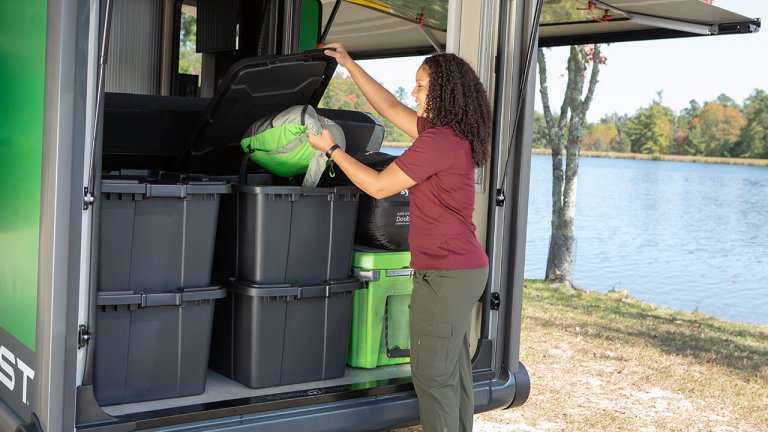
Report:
240,105,345,181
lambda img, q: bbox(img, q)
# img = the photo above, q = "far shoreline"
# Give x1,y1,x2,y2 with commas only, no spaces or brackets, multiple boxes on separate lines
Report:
531,148,768,167
382,143,768,167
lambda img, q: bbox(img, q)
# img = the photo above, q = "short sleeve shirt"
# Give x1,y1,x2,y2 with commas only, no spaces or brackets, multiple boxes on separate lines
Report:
394,117,488,271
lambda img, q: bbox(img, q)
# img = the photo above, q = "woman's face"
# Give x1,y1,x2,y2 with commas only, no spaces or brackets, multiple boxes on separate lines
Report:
412,64,430,117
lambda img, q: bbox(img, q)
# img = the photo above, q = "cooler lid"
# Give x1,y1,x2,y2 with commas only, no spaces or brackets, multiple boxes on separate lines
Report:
352,246,412,271
178,50,337,173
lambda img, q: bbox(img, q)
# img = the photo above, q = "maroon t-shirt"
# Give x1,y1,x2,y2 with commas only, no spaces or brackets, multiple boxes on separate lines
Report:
394,117,488,271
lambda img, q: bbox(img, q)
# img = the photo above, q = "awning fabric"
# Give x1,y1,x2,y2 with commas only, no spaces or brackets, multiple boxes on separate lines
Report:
321,0,760,57
539,0,760,47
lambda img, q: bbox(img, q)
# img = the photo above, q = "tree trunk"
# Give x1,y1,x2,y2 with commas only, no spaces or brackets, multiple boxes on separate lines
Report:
539,45,602,285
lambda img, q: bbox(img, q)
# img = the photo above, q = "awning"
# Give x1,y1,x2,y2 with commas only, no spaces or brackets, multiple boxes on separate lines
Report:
539,0,761,47
320,0,760,57
320,0,447,58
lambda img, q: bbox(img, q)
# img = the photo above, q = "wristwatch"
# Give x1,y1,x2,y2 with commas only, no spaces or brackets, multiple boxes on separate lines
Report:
325,144,341,159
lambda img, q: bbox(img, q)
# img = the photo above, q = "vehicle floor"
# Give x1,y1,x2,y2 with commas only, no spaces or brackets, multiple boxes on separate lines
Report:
102,364,412,417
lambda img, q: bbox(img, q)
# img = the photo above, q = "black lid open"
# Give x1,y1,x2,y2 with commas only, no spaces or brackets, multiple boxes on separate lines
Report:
177,50,337,173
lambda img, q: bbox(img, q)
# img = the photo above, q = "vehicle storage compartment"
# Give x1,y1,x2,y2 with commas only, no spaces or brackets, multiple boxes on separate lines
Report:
235,185,359,284
93,286,226,405
209,279,360,388
348,247,413,369
98,176,230,292
93,49,398,417
102,93,209,171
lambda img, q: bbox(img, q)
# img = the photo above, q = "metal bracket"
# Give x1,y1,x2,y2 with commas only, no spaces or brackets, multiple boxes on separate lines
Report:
83,187,95,210
78,325,92,348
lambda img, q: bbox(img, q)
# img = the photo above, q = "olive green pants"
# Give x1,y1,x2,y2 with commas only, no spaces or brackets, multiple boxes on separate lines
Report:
409,267,488,432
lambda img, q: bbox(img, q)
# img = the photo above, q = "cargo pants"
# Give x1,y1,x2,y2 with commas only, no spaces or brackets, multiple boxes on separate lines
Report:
409,266,489,432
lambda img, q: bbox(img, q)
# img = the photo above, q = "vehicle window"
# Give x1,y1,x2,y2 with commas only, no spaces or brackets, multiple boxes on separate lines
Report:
178,0,201,96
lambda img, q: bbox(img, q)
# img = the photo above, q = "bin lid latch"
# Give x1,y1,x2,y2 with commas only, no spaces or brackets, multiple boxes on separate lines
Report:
353,269,380,282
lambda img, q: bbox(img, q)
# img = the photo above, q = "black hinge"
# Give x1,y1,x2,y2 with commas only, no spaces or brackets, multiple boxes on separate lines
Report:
78,325,91,348
83,186,95,210
495,188,506,207
490,292,501,311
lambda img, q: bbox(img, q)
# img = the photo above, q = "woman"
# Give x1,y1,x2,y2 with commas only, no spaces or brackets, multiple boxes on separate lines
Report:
308,43,491,432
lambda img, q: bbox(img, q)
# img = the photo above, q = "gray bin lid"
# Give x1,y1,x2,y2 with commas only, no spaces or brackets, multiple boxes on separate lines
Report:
237,185,359,200
102,179,231,197
234,279,361,299
97,286,226,308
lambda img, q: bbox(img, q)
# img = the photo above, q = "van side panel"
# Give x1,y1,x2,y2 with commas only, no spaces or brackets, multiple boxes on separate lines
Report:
0,0,48,421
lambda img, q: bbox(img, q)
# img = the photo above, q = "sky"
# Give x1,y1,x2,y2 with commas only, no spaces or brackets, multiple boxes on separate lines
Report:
357,0,765,123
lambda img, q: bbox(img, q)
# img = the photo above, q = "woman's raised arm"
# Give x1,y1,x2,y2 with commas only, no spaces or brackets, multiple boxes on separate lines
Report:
322,42,419,139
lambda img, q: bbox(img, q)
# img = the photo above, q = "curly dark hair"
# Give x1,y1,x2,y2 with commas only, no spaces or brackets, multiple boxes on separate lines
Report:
422,53,492,167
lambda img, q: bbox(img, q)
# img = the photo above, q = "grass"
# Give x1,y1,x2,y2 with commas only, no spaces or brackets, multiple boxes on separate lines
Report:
397,280,768,431
531,148,768,167
527,282,768,379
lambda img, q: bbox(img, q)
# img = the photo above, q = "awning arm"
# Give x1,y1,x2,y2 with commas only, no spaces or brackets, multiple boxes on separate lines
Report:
593,0,761,36
417,25,445,53
628,12,714,35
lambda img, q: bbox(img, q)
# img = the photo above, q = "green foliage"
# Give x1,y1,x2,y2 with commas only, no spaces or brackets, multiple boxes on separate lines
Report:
715,93,738,108
395,86,412,107
537,89,767,159
179,11,201,76
319,72,413,143
580,113,630,152
697,102,746,156
626,102,675,154
737,89,768,158
532,111,550,149
683,125,706,156
608,113,632,153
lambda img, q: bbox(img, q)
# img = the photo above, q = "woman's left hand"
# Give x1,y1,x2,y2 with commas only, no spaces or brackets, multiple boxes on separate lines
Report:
307,128,335,153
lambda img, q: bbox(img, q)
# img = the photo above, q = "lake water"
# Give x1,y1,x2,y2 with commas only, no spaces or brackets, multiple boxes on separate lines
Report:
381,148,768,325
525,154,768,326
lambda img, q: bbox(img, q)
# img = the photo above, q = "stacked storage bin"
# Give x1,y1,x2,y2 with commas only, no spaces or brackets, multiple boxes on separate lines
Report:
94,174,230,405
347,246,413,368
210,183,362,388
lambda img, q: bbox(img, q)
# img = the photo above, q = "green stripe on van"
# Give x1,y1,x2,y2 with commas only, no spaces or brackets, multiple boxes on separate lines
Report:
0,0,48,351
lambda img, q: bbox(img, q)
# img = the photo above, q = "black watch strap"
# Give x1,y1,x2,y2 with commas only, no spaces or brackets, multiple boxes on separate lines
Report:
325,144,341,159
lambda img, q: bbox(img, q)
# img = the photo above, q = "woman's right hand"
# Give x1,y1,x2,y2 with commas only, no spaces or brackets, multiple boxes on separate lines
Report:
307,128,335,154
321,42,353,69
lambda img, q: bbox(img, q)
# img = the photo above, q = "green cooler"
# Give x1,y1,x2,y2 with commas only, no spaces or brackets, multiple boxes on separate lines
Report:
348,247,413,369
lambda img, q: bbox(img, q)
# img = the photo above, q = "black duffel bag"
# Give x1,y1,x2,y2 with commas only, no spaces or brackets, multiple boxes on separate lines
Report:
319,152,410,251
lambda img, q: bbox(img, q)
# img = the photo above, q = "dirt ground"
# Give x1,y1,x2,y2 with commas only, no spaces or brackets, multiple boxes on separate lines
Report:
394,282,768,432
397,338,765,431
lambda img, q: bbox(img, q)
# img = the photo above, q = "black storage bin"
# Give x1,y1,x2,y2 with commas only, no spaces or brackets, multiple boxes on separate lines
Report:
212,174,273,282
210,279,360,388
316,108,384,154
234,185,359,284
93,286,226,405
98,177,231,293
